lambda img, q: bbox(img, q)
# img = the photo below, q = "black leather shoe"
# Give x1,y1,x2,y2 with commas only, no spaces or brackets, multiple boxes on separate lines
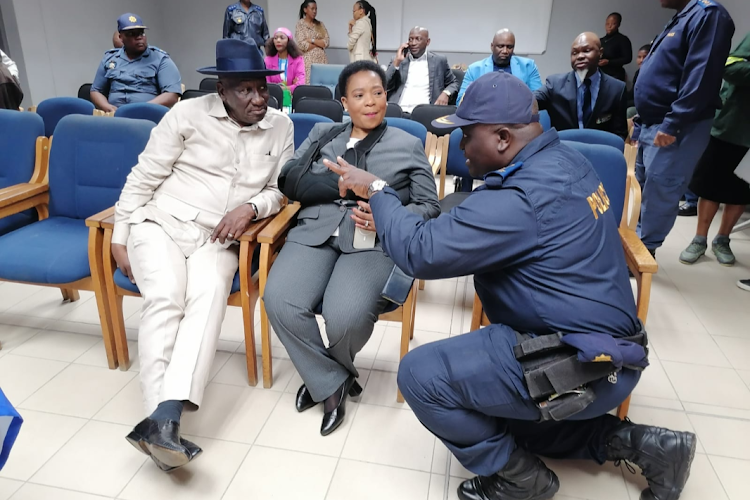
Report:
296,384,318,413
606,420,697,500
678,205,697,217
126,418,192,469
457,447,559,500
320,377,363,437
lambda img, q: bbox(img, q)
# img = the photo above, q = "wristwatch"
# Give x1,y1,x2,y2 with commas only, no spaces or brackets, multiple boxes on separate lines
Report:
367,179,389,198
250,202,259,220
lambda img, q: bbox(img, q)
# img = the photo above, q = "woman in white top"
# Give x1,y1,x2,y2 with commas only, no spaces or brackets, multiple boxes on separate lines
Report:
347,1,377,63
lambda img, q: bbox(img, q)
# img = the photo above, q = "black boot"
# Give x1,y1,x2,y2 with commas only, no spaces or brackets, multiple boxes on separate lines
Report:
126,418,193,469
457,447,559,500
606,420,697,500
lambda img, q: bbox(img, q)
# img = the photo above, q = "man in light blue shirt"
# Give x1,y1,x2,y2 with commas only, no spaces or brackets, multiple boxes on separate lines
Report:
458,29,542,103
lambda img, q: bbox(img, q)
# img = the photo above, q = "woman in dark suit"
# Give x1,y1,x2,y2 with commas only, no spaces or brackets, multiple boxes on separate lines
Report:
600,12,632,82
263,61,440,436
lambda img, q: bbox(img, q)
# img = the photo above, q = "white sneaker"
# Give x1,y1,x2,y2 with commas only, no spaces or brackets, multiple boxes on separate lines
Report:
737,279,750,292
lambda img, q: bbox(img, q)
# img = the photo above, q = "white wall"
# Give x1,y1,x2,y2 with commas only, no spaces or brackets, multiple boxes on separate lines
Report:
2,0,749,104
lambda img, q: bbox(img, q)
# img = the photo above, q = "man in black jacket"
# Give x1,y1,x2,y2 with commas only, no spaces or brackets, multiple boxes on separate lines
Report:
385,27,458,114
601,12,632,82
535,32,628,139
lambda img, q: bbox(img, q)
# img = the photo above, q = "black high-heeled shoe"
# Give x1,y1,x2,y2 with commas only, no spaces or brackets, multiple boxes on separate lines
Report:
320,376,363,437
295,384,318,413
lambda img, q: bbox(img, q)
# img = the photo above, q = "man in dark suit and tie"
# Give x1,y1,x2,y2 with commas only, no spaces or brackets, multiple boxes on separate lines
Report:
535,32,628,139
385,26,458,114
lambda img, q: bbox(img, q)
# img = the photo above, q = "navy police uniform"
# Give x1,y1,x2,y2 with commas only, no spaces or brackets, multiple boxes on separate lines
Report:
223,2,269,52
367,72,644,476
634,0,734,251
92,14,182,107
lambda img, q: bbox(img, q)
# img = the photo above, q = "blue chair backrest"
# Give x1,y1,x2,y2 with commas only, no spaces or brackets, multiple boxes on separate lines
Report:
558,129,625,152
48,115,155,220
446,128,471,178
562,140,626,223
0,110,44,189
539,110,551,132
115,102,169,124
310,64,346,95
289,113,334,149
385,117,426,146
36,97,95,137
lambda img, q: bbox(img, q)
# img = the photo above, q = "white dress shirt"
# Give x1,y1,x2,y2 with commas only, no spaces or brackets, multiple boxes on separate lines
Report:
114,93,293,250
0,50,18,78
397,52,430,113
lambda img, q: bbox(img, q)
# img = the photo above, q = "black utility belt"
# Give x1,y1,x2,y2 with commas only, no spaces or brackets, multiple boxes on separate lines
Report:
514,327,648,422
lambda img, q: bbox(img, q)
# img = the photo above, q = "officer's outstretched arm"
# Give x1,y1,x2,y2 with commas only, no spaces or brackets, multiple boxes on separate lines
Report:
370,187,538,280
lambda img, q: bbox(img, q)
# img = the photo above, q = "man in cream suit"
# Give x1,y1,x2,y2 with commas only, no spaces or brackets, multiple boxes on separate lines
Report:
114,39,292,471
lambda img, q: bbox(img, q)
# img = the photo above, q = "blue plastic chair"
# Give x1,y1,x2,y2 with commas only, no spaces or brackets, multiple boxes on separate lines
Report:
385,117,427,146
35,97,95,137
290,113,334,149
115,102,169,124
558,128,625,153
539,110,551,132
0,115,155,369
309,64,346,95
0,110,46,236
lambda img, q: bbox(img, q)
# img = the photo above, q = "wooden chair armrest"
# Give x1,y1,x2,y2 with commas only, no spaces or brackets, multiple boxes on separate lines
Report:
257,203,302,244
619,227,658,274
0,183,48,209
85,206,115,228
100,214,116,230
238,217,274,242
27,106,37,113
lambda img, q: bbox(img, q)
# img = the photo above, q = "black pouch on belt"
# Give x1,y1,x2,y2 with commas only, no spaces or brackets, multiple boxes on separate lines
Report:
514,330,647,422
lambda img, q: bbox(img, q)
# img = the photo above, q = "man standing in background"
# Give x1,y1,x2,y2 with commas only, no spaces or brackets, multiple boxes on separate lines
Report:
223,0,270,55
0,49,22,110
600,12,633,82
458,29,542,103
633,0,734,256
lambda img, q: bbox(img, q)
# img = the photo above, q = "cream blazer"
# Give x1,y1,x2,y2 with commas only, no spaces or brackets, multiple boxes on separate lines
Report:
348,15,376,63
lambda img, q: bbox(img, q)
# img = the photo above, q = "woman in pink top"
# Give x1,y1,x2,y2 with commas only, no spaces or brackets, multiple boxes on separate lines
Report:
264,27,306,93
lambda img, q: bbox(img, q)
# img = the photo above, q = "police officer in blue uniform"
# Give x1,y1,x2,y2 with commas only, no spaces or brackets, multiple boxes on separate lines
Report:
634,0,734,254
91,13,182,113
223,1,270,55
326,72,697,500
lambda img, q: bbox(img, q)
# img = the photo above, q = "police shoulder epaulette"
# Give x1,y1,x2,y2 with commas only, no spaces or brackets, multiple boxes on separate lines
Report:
227,3,240,11
483,162,524,189
697,0,717,9
104,48,118,56
150,46,169,56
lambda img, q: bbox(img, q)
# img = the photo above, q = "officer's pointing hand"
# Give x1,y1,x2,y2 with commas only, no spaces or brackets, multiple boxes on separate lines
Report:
323,157,380,199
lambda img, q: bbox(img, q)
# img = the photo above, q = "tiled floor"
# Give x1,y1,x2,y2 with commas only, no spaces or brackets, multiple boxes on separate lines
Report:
0,208,749,500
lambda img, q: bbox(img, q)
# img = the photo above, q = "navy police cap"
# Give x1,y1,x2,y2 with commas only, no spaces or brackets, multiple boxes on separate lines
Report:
118,13,148,32
433,72,539,129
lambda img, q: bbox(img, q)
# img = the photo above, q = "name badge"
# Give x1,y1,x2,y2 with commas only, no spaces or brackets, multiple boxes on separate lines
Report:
596,114,612,124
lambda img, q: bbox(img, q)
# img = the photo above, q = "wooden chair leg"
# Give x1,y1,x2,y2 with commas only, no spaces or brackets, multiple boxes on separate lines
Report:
102,231,131,370
259,243,274,389
240,242,259,386
617,395,632,419
470,293,484,331
89,226,118,369
418,279,425,291
397,284,417,403
60,288,80,302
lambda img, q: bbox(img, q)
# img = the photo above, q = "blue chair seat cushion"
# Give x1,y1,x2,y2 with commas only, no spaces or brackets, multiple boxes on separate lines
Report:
0,217,91,284
114,268,242,295
0,210,37,237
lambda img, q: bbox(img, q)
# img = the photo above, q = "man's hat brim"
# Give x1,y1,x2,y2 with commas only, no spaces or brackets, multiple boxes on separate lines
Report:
431,113,478,129
197,66,283,77
120,25,148,31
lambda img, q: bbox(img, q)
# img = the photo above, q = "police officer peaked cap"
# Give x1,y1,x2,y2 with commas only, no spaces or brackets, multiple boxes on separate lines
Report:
197,39,283,77
118,13,148,32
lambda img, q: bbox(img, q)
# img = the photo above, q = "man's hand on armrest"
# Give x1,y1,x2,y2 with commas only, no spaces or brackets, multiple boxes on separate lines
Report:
112,244,135,284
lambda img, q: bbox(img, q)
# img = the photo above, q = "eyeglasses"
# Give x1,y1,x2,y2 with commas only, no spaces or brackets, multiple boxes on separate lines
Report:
122,30,145,39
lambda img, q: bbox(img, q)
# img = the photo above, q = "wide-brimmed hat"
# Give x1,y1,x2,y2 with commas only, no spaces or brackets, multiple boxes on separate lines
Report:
197,39,282,77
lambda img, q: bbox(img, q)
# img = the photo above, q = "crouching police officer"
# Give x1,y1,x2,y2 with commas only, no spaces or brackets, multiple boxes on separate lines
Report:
325,71,696,500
